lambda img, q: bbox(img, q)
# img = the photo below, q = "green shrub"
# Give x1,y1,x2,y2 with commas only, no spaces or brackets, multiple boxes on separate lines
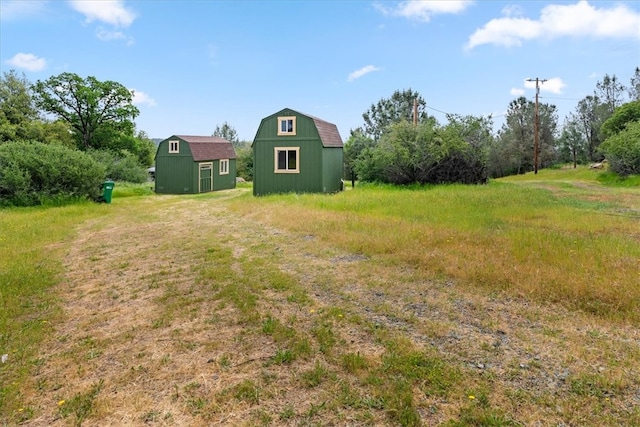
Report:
0,141,105,206
88,149,149,183
235,145,254,182
600,101,640,139
354,121,488,185
599,121,640,176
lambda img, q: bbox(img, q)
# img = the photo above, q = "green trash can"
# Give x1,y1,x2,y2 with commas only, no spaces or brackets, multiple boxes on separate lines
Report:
101,180,115,203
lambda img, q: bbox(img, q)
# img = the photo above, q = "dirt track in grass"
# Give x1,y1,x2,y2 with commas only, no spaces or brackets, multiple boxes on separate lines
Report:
22,189,640,426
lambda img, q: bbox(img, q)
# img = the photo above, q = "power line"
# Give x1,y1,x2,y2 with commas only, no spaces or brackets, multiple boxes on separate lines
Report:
426,104,499,119
540,95,583,101
425,105,451,115
527,78,547,174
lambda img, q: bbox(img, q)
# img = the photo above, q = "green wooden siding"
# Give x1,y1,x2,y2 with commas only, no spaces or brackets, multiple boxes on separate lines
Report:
155,138,197,194
212,159,237,191
321,147,343,193
253,109,343,196
155,137,237,194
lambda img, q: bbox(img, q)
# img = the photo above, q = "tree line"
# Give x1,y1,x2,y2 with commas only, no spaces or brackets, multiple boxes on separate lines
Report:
1,68,638,206
0,70,156,206
345,68,640,185
1,71,156,165
211,121,253,182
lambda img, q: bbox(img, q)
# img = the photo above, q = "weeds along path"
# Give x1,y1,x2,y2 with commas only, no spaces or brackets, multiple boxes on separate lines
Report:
26,189,640,426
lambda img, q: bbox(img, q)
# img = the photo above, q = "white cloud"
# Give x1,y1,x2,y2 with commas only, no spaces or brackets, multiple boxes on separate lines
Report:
348,65,380,82
510,88,525,96
501,5,524,18
544,78,567,94
524,77,566,94
131,89,157,107
376,0,473,22
0,0,48,21
96,28,124,41
7,53,47,72
466,0,640,50
96,27,134,45
68,0,136,27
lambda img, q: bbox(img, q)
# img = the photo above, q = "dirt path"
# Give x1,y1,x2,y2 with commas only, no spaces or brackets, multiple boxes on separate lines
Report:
28,195,252,425
25,190,640,426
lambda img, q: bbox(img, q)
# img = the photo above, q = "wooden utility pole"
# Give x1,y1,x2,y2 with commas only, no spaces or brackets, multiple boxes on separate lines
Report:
527,78,547,174
413,98,418,126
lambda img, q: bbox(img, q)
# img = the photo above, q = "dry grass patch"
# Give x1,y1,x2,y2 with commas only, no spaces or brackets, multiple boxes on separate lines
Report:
4,176,640,426
232,181,639,323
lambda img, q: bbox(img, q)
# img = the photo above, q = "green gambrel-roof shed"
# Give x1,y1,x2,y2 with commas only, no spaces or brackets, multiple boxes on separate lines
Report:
252,108,344,196
155,135,236,194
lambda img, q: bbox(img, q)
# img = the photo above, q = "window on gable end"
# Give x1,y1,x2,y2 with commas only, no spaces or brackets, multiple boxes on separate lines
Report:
277,116,296,136
168,140,179,153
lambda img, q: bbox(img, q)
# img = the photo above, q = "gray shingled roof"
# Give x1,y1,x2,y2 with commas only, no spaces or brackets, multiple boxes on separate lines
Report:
174,135,237,161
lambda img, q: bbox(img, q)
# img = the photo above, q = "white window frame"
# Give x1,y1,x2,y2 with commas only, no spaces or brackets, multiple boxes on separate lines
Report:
274,147,300,173
168,140,179,153
219,159,229,175
277,116,296,136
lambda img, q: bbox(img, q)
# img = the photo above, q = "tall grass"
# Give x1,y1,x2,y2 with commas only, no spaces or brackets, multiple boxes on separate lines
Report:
597,171,640,187
230,173,640,323
501,164,640,188
0,203,104,416
1,173,637,425
111,181,155,198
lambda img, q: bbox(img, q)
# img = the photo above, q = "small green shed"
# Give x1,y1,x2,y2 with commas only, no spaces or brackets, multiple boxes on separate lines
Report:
155,135,236,194
252,108,344,196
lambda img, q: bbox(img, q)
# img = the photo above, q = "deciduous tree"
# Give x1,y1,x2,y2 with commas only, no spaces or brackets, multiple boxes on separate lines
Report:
600,100,640,139
235,145,253,182
596,74,626,115
354,119,487,185
362,89,429,141
629,67,640,101
537,102,559,169
33,72,139,150
0,70,40,142
444,113,494,149
557,118,586,168
496,97,535,175
343,128,375,186
213,121,239,145
573,95,606,161
494,97,558,174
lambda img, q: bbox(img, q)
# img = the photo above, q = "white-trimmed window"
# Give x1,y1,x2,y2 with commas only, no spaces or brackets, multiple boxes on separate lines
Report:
219,159,229,175
277,116,296,136
169,140,179,153
274,147,300,173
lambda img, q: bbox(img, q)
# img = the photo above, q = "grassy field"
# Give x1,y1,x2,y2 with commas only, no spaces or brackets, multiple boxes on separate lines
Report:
1,167,638,426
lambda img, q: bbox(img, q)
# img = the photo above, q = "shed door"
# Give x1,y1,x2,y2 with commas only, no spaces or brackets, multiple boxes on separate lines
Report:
199,163,213,193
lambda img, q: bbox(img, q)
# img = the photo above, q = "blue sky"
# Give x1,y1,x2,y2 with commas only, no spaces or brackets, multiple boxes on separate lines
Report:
1,0,639,141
